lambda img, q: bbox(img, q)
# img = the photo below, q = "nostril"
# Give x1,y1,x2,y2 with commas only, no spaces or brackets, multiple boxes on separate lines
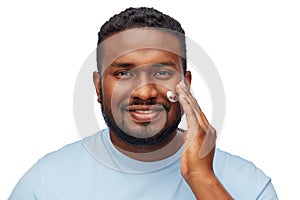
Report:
132,97,156,105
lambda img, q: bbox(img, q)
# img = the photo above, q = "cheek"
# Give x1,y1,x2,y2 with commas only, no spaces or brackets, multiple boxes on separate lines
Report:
169,101,181,115
155,76,182,95
166,103,181,126
102,80,131,106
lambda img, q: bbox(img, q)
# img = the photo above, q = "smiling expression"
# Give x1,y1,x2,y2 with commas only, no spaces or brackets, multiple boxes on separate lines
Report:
95,28,191,150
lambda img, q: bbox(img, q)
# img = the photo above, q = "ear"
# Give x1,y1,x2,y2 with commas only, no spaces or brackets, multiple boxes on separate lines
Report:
184,70,192,90
93,71,101,103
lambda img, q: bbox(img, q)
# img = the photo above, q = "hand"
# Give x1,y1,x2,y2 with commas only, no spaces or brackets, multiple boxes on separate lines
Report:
176,81,216,181
176,81,232,199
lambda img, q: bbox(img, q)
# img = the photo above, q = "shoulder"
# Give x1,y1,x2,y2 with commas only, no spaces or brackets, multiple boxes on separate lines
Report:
39,140,84,164
9,139,87,199
214,148,270,181
214,148,258,171
9,132,106,199
37,131,104,170
214,149,274,199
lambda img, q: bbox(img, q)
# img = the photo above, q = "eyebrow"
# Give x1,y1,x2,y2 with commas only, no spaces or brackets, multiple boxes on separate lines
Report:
110,61,177,68
152,61,177,67
110,62,134,68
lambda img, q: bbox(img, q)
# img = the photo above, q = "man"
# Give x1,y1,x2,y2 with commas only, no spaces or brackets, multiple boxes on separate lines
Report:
10,7,278,199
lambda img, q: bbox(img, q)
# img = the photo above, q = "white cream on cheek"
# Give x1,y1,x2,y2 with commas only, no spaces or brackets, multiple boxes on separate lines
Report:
166,91,178,102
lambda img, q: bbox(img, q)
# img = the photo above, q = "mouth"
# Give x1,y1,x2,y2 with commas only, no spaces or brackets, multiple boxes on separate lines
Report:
125,105,165,123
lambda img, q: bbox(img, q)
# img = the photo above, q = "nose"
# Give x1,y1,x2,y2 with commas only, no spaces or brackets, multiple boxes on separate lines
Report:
131,82,159,101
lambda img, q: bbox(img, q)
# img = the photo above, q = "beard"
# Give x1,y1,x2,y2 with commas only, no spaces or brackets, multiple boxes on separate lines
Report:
100,89,182,147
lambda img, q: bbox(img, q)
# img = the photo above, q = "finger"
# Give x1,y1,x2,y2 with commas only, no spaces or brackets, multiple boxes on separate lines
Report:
176,82,209,129
177,81,216,157
179,82,211,130
199,126,217,158
178,93,199,134
177,82,200,112
178,94,205,148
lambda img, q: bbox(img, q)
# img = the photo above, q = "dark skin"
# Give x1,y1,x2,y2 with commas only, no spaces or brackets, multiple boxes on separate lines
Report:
94,29,233,199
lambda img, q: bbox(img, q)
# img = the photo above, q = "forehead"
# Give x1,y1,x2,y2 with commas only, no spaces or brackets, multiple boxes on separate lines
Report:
100,28,183,68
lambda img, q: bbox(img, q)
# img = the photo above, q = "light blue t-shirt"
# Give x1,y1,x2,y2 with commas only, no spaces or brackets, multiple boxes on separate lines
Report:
9,129,278,199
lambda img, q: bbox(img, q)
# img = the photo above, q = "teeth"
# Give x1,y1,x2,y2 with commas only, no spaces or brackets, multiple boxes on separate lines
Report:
135,110,154,114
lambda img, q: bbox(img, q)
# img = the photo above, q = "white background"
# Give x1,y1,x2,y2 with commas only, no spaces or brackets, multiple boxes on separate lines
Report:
1,0,299,199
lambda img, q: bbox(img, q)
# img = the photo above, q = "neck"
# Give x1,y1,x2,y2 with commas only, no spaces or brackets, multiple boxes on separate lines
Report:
110,130,184,162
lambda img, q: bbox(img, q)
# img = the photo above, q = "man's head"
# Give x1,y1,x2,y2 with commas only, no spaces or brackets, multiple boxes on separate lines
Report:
97,7,187,73
94,7,191,151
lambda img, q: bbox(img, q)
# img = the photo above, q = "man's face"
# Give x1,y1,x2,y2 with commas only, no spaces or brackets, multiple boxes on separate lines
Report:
95,29,191,148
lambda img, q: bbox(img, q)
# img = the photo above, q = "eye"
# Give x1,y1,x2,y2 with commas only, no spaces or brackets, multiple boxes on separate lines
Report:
114,71,134,79
155,71,171,75
153,70,173,80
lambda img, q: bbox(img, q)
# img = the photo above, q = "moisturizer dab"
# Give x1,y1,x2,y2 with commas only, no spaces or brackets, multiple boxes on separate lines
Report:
166,91,178,102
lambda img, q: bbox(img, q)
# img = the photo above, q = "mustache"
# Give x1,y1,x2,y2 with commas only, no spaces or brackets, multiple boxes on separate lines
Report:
122,98,171,112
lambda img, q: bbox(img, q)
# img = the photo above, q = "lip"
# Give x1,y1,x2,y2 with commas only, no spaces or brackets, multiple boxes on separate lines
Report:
125,105,165,123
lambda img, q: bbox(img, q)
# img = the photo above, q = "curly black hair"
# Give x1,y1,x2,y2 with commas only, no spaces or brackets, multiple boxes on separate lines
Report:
97,7,187,73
